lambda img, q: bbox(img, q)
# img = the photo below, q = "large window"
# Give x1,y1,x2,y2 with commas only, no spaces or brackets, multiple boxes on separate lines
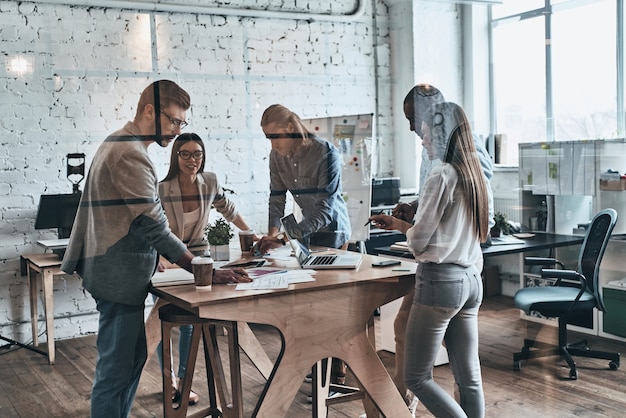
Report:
490,0,625,166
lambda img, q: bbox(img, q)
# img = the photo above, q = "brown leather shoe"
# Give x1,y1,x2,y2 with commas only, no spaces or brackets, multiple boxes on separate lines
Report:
331,358,346,385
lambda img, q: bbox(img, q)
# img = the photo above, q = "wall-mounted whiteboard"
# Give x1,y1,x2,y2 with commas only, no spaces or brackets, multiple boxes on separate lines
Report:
302,114,374,242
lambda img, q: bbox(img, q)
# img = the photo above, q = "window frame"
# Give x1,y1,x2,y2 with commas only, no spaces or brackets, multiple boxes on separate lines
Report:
488,0,625,166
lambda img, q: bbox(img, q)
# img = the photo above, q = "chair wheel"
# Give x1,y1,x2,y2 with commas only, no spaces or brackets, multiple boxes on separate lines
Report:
609,361,619,370
513,361,521,371
569,369,578,380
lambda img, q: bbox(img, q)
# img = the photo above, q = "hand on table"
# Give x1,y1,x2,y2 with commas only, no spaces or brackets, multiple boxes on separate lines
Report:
250,236,284,255
213,268,252,284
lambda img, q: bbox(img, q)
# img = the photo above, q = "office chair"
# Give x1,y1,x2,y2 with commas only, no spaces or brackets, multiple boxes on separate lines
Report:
512,208,621,380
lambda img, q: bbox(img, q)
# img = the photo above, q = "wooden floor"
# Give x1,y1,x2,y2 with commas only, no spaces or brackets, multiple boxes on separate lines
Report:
1,296,625,417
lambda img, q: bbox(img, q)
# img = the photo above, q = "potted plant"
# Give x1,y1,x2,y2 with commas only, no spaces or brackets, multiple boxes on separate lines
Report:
205,218,234,261
491,211,510,237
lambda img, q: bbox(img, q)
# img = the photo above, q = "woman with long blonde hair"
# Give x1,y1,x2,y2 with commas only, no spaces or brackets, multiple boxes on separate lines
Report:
370,102,488,418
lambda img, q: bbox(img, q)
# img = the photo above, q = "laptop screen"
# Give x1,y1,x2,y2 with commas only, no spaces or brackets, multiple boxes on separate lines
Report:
290,237,311,265
280,214,311,265
280,214,304,243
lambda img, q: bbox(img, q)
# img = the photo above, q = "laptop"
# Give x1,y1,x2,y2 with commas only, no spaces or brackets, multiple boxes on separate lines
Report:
280,214,362,269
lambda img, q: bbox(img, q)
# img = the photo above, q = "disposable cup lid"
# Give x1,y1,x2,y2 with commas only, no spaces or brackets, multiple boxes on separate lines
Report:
192,256,214,264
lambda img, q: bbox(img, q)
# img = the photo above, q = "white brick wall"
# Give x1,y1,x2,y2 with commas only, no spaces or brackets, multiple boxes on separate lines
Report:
0,0,396,342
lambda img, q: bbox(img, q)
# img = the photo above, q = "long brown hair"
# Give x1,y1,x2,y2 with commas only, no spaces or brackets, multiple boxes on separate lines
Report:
429,102,489,241
260,104,314,146
161,133,206,182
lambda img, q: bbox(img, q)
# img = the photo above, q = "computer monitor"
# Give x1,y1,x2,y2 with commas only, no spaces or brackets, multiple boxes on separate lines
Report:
34,193,82,239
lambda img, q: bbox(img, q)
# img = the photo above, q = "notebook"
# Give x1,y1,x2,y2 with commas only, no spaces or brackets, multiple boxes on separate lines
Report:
151,268,194,287
280,214,362,270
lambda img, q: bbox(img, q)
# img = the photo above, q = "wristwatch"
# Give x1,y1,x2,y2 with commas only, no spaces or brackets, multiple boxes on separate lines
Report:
276,232,287,245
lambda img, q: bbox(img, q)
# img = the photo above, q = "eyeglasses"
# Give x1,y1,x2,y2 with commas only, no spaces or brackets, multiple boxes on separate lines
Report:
160,110,188,130
177,150,204,160
265,133,301,140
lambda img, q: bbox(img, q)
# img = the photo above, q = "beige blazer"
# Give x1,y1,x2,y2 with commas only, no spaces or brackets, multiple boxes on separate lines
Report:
159,172,238,247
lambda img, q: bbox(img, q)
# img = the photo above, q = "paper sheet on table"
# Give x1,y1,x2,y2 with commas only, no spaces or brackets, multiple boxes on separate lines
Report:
262,246,293,261
246,267,290,278
491,235,525,245
235,270,316,290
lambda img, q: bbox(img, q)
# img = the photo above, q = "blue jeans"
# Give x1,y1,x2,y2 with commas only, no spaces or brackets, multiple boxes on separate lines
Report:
152,295,193,380
156,325,193,380
91,298,147,418
405,263,485,418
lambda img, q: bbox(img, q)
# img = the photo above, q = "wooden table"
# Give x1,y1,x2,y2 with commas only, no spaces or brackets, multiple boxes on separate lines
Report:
150,252,417,418
20,252,66,364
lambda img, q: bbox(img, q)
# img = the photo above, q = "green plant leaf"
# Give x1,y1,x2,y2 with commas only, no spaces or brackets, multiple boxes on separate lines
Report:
204,218,234,245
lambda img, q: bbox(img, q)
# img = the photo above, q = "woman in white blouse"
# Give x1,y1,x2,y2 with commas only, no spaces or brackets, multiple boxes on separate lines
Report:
369,102,489,418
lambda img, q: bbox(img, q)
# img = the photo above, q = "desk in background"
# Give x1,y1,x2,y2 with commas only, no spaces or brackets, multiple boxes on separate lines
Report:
375,232,584,260
151,252,417,418
20,252,66,364
374,232,585,354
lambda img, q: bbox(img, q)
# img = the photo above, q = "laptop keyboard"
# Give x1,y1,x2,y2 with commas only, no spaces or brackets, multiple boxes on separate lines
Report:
310,255,337,265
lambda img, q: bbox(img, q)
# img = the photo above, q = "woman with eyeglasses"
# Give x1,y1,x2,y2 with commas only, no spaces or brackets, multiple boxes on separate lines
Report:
155,132,254,405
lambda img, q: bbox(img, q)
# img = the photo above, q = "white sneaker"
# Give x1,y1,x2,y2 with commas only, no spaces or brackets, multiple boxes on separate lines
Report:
357,391,418,418
405,390,419,417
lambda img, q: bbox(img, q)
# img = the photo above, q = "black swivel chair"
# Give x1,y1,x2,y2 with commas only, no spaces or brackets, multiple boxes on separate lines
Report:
513,208,621,380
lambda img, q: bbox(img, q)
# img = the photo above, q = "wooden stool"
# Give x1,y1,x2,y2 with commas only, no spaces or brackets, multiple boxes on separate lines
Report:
159,304,243,418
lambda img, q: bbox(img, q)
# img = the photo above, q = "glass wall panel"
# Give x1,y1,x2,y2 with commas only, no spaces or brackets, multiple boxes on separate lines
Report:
492,0,545,19
552,0,617,140
493,17,547,165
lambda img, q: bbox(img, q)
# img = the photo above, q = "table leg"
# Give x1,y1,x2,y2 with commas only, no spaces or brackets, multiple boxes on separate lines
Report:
344,333,412,418
27,263,39,348
311,358,332,418
42,267,55,364
251,342,312,417
361,315,379,417
237,322,273,380
145,297,168,366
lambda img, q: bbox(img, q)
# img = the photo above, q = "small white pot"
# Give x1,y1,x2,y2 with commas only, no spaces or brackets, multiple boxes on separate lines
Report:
210,244,230,261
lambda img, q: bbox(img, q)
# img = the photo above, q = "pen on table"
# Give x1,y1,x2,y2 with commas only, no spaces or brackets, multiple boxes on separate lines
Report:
392,268,411,272
364,210,384,227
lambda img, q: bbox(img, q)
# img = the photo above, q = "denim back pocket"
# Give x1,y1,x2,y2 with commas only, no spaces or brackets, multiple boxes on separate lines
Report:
416,264,465,309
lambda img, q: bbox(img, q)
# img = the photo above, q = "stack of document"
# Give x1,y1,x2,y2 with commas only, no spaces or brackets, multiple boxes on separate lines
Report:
151,266,317,290
235,267,316,290
491,235,525,245
37,238,69,251
151,268,194,287
390,241,410,252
